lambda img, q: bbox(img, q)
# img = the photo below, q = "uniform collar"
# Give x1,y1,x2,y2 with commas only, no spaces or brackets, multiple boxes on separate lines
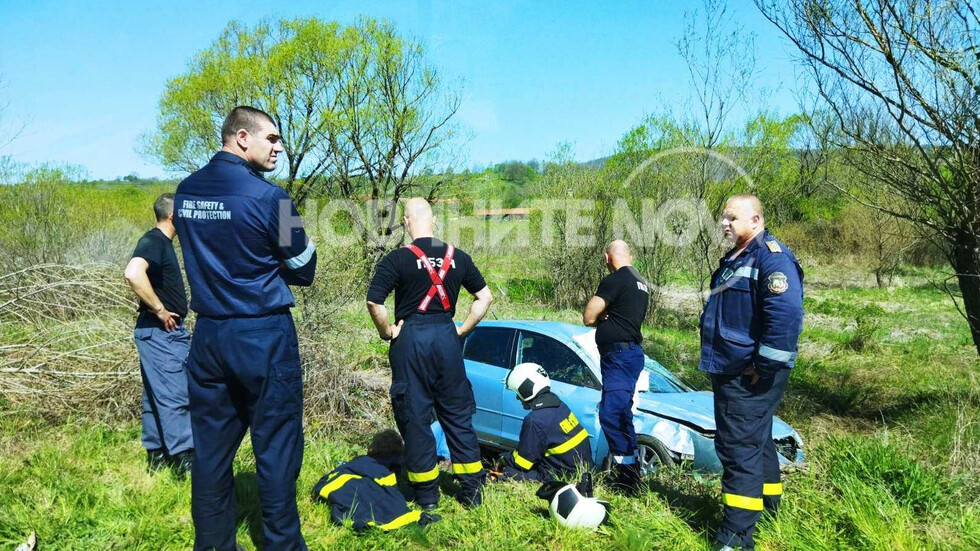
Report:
411,236,447,247
368,454,401,473
211,150,249,167
725,229,769,261
530,391,562,410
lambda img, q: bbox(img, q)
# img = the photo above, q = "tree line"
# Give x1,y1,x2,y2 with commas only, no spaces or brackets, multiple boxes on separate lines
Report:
2,2,978,355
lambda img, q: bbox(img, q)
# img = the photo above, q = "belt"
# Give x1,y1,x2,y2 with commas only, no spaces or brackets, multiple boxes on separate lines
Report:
403,312,454,325
597,341,640,355
198,307,291,320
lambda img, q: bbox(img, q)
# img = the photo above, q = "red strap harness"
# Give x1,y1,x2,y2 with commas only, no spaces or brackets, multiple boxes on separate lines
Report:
405,244,455,312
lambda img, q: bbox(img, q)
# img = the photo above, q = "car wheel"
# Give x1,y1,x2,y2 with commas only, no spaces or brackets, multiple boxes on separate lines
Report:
636,435,674,477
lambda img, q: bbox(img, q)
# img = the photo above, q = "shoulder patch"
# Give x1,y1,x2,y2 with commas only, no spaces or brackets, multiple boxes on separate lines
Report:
765,241,783,253
767,272,789,294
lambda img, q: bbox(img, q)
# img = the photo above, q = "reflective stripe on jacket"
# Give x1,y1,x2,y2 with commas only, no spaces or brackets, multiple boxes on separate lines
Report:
699,230,804,375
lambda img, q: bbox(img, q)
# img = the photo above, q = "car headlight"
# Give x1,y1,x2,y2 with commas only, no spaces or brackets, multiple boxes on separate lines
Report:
652,419,695,459
773,435,798,460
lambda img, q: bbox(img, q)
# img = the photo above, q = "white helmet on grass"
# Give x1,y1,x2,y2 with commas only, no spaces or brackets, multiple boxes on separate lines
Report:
505,362,550,402
536,480,610,530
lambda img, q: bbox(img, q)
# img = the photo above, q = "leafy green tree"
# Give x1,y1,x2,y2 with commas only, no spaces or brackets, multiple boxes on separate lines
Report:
145,17,461,241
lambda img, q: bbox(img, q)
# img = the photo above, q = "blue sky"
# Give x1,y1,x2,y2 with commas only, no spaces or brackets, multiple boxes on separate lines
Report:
0,0,802,180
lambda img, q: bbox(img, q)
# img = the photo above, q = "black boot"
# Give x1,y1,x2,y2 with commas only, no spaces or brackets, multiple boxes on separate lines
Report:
169,449,194,479
456,488,482,508
763,494,780,519
611,463,643,496
146,449,167,472
456,480,483,508
418,511,442,526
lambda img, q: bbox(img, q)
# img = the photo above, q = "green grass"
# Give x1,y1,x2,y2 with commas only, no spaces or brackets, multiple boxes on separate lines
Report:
3,217,980,549
2,416,977,550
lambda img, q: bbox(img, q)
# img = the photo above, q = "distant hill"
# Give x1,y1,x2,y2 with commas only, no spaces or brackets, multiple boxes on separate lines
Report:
582,155,610,169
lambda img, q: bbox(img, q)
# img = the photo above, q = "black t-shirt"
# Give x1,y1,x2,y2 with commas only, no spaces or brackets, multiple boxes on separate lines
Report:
594,266,649,346
131,228,189,317
367,237,487,321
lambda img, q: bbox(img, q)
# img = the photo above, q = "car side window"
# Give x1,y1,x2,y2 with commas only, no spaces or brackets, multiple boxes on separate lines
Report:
463,328,514,368
516,331,598,389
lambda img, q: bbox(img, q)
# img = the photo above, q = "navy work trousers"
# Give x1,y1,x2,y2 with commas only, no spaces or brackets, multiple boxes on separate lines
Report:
134,313,193,456
185,312,306,551
598,342,644,463
388,313,484,505
711,367,790,550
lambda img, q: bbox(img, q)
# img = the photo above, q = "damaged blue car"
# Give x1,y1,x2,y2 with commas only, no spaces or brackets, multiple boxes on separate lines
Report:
460,320,805,476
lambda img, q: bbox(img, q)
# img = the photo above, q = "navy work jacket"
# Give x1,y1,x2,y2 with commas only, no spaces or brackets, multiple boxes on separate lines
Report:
312,455,421,531
699,230,804,376
174,152,316,318
504,392,593,479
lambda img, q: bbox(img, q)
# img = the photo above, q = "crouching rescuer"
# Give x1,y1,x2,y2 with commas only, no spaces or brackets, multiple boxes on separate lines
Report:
499,363,594,482
312,430,438,531
366,198,494,509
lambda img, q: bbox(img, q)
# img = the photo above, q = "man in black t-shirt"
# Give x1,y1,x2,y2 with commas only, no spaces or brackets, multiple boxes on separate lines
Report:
124,193,193,476
367,198,493,510
583,240,649,493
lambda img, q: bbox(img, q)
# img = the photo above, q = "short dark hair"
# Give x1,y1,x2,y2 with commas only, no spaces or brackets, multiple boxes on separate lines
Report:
221,106,276,145
154,193,175,221
367,429,404,458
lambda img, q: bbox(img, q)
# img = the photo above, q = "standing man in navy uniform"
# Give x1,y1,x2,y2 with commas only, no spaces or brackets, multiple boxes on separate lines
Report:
367,198,493,510
699,194,804,551
583,240,650,493
124,193,193,475
174,106,317,551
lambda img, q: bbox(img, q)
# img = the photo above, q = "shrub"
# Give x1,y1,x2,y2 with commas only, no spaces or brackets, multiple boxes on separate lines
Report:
843,305,884,352
502,277,555,304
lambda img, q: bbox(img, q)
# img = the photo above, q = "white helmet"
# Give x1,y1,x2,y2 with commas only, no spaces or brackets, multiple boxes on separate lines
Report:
505,362,550,402
541,483,610,529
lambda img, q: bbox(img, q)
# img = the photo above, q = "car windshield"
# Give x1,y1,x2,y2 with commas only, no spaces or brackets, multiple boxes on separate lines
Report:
569,329,693,393
643,357,692,393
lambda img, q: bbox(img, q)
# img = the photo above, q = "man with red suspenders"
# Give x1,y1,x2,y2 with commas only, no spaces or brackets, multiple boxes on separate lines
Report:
367,198,494,510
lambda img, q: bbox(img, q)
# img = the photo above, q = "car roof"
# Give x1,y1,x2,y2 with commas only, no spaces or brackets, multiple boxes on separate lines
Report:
474,320,593,342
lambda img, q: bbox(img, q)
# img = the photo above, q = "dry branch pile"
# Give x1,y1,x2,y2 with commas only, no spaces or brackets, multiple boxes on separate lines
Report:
0,264,140,420
0,263,388,432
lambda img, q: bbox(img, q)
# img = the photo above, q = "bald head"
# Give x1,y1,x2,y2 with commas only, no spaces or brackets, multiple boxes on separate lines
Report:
606,240,631,257
721,194,765,247
604,240,633,271
403,197,435,239
727,194,764,219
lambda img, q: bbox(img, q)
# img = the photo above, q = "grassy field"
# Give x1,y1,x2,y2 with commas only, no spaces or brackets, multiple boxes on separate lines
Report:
1,191,979,550
2,255,979,550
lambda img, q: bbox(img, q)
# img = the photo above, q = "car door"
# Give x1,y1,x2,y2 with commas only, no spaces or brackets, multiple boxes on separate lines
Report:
461,326,515,445
499,330,603,449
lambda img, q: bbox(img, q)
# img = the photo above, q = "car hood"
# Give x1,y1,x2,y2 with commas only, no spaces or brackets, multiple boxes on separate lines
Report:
636,391,796,438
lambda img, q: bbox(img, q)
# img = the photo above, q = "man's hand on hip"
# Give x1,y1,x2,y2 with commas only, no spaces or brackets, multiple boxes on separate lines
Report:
386,319,405,342
154,307,180,332
742,365,760,385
